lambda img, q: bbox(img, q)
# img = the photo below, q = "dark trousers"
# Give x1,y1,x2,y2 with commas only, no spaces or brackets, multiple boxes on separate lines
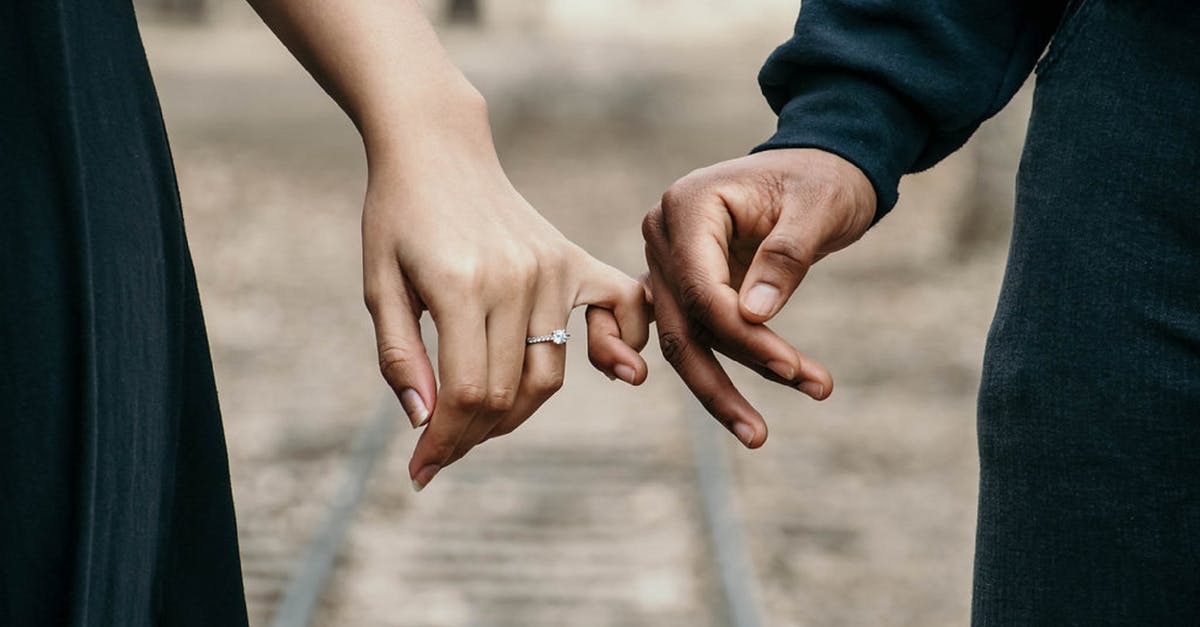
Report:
973,2,1200,624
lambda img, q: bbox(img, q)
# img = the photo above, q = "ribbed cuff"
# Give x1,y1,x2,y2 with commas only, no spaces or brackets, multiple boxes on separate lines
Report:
751,71,929,223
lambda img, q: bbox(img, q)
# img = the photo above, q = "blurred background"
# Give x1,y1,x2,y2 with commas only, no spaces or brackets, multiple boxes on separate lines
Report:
137,0,1033,625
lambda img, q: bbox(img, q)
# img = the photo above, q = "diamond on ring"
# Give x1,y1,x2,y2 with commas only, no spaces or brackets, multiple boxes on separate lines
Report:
526,329,570,346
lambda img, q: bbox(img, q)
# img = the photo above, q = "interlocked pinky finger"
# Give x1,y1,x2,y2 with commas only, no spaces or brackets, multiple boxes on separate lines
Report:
585,305,647,385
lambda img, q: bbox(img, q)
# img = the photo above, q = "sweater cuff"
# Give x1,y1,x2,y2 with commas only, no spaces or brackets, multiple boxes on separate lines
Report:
751,71,929,222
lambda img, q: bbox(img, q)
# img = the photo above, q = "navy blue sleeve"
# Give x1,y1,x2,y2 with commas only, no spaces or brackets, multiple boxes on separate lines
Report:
753,1,1069,219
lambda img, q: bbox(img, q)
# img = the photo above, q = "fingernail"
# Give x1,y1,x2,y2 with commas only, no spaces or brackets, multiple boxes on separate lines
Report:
614,364,637,385
732,422,757,447
400,389,429,428
743,283,780,317
767,360,796,382
412,464,441,492
798,381,825,399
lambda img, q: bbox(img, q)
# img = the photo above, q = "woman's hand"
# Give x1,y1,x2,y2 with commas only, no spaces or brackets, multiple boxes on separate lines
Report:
244,0,649,491
362,94,650,491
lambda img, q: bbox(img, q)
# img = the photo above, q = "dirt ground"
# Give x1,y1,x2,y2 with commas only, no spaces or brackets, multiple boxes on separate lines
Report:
141,1,1032,625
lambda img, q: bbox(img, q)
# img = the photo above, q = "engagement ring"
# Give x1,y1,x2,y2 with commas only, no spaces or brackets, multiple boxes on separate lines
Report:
526,329,570,346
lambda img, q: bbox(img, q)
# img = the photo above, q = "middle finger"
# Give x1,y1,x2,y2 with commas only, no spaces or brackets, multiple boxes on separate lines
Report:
646,248,766,447
442,294,534,464
473,295,570,450
409,306,488,489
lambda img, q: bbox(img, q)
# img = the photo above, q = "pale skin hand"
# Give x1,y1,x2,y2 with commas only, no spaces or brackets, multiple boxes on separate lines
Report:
248,0,650,490
642,148,877,447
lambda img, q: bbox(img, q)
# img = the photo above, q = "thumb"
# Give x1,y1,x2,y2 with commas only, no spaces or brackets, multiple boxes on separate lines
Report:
365,268,437,428
737,218,816,324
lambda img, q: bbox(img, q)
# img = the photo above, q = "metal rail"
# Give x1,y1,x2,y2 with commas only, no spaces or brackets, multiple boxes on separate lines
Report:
268,396,398,627
687,399,767,627
266,391,766,627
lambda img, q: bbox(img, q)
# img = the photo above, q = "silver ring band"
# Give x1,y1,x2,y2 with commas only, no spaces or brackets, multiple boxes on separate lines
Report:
526,329,570,346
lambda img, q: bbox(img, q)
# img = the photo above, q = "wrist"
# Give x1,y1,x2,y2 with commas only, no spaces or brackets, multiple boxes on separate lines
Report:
360,76,497,173
807,149,877,240
762,148,876,249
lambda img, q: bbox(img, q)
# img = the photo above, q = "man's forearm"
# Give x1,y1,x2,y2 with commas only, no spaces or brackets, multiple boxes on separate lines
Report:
756,0,1068,219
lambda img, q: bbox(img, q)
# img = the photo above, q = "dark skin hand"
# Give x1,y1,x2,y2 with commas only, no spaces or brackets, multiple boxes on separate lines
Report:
642,148,877,447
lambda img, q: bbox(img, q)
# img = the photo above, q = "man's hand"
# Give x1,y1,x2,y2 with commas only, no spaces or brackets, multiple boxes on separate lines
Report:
641,148,876,447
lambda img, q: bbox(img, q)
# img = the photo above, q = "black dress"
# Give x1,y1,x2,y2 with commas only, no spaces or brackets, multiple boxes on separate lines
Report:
0,2,248,625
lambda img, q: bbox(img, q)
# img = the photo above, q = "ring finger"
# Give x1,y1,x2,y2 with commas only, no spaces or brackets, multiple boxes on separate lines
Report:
472,295,570,452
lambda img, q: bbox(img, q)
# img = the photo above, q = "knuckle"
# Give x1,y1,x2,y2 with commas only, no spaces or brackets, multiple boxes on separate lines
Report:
485,387,517,413
532,246,568,281
659,181,700,219
677,279,716,324
662,169,727,211
377,345,417,384
657,330,691,369
659,184,687,211
759,235,814,271
439,259,484,289
641,205,666,243
497,248,540,288
446,382,487,411
531,371,565,396
516,253,541,285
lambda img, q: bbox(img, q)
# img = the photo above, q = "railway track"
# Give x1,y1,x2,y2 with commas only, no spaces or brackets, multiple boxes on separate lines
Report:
238,380,765,627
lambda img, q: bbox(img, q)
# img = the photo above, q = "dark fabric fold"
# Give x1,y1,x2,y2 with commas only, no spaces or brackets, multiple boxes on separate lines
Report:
754,0,1068,220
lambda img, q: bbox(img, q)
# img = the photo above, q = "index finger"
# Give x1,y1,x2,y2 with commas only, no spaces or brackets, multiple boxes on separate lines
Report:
649,199,806,385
